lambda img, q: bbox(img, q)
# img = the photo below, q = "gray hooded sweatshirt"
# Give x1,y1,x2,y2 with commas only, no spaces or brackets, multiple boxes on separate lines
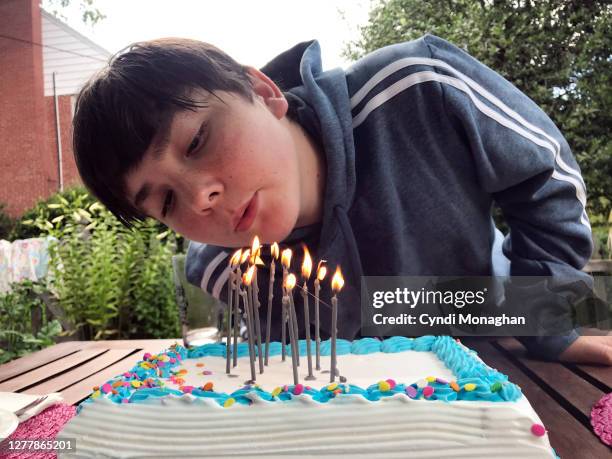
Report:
186,35,593,359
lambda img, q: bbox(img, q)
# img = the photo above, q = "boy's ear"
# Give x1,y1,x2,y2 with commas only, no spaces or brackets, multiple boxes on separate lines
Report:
246,67,288,119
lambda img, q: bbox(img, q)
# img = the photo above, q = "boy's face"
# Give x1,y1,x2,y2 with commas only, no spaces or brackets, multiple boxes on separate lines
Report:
124,69,305,247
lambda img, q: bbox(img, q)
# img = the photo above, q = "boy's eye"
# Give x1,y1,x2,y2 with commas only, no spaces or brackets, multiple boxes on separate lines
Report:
187,123,207,156
161,191,173,217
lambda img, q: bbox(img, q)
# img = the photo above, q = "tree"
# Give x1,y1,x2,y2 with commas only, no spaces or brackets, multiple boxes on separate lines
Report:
42,0,105,26
344,0,611,218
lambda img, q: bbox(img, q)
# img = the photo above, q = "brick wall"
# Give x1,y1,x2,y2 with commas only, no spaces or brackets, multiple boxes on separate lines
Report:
0,0,70,218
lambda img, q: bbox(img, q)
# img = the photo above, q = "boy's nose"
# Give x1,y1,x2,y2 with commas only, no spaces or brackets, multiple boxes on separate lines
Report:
189,182,223,214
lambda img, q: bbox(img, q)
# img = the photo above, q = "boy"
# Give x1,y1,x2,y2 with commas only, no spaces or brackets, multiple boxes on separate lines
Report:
72,35,611,364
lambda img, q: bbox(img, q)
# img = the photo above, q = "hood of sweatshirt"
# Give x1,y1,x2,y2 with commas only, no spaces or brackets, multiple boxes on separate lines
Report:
261,40,366,338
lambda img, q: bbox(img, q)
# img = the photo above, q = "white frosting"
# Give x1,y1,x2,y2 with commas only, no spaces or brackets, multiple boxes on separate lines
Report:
59,348,554,458
178,351,455,391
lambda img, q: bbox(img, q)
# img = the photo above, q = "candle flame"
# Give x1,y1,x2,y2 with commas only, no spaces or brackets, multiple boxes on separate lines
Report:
316,261,327,281
248,237,262,265
242,265,255,286
254,256,264,266
331,266,344,292
284,273,297,291
240,249,251,265
251,235,260,252
301,246,312,279
270,242,280,260
230,249,242,267
281,248,292,269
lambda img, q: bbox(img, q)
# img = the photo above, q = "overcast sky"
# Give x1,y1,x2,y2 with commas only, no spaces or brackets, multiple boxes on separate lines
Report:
53,0,373,70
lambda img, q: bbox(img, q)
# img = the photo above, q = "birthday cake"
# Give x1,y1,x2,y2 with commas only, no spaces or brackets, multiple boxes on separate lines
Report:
59,335,555,458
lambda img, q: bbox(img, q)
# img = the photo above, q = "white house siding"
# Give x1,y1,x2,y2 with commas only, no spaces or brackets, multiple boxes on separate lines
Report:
41,10,111,97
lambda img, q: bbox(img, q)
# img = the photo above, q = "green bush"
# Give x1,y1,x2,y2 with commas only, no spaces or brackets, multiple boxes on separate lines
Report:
9,187,96,240
21,188,180,341
0,203,14,240
0,280,62,364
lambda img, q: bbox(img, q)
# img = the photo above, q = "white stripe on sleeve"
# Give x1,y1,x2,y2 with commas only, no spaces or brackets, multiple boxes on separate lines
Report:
200,251,228,293
352,70,589,228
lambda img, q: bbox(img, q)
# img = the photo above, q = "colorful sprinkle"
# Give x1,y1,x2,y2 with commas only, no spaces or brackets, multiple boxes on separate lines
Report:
91,390,101,399
112,380,123,388
423,386,434,398
293,384,304,395
386,378,397,389
121,398,129,404
203,370,213,375
436,377,449,384
327,383,338,391
405,386,417,398
531,424,546,437
143,352,152,360
271,387,282,397
416,379,428,389
491,382,502,392
333,389,342,396
196,363,205,368
464,383,477,392
378,380,391,392
224,398,235,408
180,386,194,394
450,381,460,392
203,382,214,391
425,376,435,383
101,383,112,394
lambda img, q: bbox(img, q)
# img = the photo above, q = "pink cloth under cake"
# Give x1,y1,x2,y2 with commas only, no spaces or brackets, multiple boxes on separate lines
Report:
0,404,76,459
591,392,612,447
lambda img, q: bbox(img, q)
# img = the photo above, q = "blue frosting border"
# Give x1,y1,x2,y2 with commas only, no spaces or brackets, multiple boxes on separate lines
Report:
81,336,522,410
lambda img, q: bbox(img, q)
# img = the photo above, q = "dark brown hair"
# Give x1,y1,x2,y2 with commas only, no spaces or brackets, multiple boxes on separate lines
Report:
73,38,254,225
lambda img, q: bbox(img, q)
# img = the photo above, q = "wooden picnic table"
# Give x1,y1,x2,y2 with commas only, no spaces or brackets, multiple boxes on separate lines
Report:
0,337,610,457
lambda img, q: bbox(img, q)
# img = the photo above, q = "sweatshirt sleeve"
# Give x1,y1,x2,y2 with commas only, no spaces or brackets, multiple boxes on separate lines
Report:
421,35,593,358
185,241,232,306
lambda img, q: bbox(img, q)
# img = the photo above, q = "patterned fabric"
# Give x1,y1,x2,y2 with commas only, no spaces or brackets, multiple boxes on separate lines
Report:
0,403,76,458
591,392,612,446
0,238,53,293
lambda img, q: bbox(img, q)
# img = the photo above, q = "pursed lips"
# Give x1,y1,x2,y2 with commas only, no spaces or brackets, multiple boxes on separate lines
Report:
232,193,257,233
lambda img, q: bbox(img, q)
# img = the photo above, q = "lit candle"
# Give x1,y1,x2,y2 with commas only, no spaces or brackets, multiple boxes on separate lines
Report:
314,261,327,371
282,249,299,366
242,266,257,382
226,249,242,375
284,274,299,385
233,250,250,367
250,237,264,374
265,242,279,365
301,246,315,380
280,249,292,361
330,266,344,383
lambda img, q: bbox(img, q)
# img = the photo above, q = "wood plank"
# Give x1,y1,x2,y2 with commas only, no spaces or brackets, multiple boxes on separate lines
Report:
59,351,147,405
583,259,612,273
0,349,107,392
0,341,82,383
22,349,135,395
81,339,180,350
570,363,612,392
496,337,605,420
465,339,610,459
